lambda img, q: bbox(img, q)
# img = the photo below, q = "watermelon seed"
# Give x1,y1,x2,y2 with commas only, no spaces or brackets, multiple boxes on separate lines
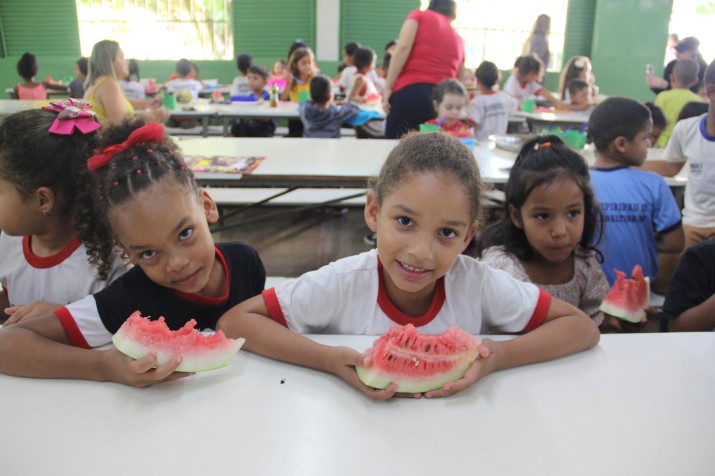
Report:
425,344,431,352
387,354,393,361
280,379,286,384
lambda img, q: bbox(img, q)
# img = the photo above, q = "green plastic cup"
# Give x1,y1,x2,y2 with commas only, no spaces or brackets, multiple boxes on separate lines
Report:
419,123,441,133
521,99,536,113
562,130,587,150
163,94,176,110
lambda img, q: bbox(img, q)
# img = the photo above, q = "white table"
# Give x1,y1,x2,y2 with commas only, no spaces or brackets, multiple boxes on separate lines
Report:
513,109,591,132
1,333,713,476
0,98,45,117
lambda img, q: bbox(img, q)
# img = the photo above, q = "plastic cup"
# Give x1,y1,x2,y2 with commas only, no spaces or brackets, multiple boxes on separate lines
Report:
562,130,586,150
163,94,176,110
459,137,475,150
521,99,536,113
298,91,310,102
419,123,441,133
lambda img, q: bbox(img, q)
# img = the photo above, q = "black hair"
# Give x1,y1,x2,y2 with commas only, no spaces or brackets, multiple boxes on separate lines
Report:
478,135,603,262
381,52,392,73
17,52,38,81
127,59,140,81
677,101,709,121
705,59,715,86
587,97,651,152
353,47,374,71
176,58,193,77
514,55,542,77
427,0,457,19
432,78,467,104
77,57,89,77
247,64,269,80
309,74,331,104
75,118,196,280
384,39,397,51
673,58,700,86
344,42,361,56
644,102,666,129
337,63,347,74
287,39,307,60
567,78,589,96
371,131,484,223
236,54,253,75
475,61,499,88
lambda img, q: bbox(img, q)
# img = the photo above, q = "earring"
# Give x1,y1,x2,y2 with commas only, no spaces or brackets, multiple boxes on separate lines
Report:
43,208,52,217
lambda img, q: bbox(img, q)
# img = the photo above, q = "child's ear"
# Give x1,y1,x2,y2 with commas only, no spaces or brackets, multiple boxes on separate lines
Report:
364,191,379,232
613,136,628,153
461,222,479,252
199,189,219,224
432,100,439,111
706,83,715,101
508,204,523,229
35,186,56,216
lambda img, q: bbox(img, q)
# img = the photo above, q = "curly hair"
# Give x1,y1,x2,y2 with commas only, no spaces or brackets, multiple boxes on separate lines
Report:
371,131,485,223
478,135,604,261
75,118,197,279
16,52,38,82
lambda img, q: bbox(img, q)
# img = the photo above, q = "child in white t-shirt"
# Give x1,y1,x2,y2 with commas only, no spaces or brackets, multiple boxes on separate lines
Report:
164,58,203,100
504,55,562,108
468,61,517,140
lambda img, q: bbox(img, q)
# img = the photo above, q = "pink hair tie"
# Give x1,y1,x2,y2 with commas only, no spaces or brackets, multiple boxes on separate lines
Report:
43,99,100,135
87,122,165,172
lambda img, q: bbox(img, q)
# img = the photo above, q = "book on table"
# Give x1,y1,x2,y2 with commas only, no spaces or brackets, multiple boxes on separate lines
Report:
183,155,265,175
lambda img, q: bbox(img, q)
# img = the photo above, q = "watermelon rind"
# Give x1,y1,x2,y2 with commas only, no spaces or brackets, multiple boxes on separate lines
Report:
112,312,245,373
356,324,481,393
599,272,650,324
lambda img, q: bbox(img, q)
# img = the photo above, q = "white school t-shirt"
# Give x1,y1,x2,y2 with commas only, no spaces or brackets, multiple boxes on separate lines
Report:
0,234,128,307
663,114,715,227
503,75,543,101
263,249,550,335
165,78,203,100
468,91,518,141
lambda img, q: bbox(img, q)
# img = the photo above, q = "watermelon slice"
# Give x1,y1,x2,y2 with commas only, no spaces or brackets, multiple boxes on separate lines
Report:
356,324,482,393
599,265,650,323
112,311,245,372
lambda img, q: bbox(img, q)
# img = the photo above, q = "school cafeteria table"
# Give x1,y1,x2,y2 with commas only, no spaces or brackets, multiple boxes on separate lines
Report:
1,332,713,476
513,109,591,132
0,98,42,118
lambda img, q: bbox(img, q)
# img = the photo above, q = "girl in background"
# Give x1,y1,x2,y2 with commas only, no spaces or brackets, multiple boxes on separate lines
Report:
504,56,563,107
119,59,146,101
479,135,609,326
282,46,317,136
422,79,472,137
13,52,68,100
559,56,598,101
0,105,128,323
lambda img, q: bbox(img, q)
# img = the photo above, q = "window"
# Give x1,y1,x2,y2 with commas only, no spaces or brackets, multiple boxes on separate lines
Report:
667,0,715,65
420,0,568,71
75,0,233,60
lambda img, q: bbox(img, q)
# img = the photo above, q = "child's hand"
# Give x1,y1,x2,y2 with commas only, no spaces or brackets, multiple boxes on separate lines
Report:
99,347,194,387
4,301,63,325
423,339,494,398
600,315,648,333
327,346,411,400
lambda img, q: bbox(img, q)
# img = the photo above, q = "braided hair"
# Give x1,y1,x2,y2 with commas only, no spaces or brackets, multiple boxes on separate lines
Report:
75,118,197,279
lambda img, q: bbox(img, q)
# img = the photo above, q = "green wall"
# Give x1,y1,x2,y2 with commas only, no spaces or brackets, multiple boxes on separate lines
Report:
0,0,674,102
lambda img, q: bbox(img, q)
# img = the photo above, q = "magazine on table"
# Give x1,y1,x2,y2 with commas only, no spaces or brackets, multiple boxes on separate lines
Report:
183,155,266,176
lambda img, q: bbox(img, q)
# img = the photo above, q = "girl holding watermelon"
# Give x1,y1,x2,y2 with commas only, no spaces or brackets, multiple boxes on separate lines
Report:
479,136,610,327
218,131,600,399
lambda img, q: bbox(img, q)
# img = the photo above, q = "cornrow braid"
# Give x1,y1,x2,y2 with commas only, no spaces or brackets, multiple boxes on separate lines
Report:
74,118,197,279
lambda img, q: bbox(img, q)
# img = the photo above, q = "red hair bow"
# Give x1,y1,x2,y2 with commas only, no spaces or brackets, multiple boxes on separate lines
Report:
87,122,165,172
43,98,100,135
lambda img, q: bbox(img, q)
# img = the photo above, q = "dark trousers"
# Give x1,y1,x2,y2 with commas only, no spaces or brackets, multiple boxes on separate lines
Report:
384,83,437,139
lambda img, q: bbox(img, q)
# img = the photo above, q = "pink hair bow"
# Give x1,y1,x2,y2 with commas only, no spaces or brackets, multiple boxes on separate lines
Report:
87,122,165,172
43,98,101,135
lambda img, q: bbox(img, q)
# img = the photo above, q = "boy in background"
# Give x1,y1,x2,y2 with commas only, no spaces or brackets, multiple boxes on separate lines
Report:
467,61,517,141
642,60,715,291
69,57,88,99
346,47,381,104
299,75,360,138
588,97,684,293
230,53,254,98
503,55,562,107
664,239,715,331
165,58,203,100
654,58,704,147
231,65,276,137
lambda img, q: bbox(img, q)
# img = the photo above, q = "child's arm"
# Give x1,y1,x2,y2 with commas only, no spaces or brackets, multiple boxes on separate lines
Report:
280,76,293,101
539,88,564,109
217,295,400,400
0,314,191,386
424,297,599,398
348,75,367,104
4,301,64,324
670,295,715,331
656,224,685,254
639,160,684,177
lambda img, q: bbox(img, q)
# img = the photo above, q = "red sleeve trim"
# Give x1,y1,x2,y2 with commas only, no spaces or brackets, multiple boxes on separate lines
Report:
55,307,91,349
523,290,551,333
262,288,288,328
534,87,544,95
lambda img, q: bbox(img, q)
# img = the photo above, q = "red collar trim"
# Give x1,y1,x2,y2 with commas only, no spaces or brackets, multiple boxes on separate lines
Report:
376,256,445,327
481,90,497,95
23,235,82,269
518,80,529,88
172,246,230,305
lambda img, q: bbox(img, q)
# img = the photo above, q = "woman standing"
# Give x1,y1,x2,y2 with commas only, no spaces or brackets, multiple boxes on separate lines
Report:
382,0,465,139
523,14,551,70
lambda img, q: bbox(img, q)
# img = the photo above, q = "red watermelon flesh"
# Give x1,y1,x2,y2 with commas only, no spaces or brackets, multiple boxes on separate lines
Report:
112,311,245,372
599,265,650,323
356,324,482,393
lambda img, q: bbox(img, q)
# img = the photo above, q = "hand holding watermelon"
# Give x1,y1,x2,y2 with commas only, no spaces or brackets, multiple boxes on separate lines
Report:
99,347,195,388
599,265,652,332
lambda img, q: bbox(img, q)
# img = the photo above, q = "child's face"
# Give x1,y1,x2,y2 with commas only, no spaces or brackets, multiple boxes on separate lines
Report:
247,73,267,95
110,180,222,297
74,64,84,79
0,178,43,236
296,55,314,78
364,172,477,313
570,88,590,106
273,61,286,76
621,121,653,165
518,71,539,84
434,93,466,126
650,125,663,145
509,177,585,265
